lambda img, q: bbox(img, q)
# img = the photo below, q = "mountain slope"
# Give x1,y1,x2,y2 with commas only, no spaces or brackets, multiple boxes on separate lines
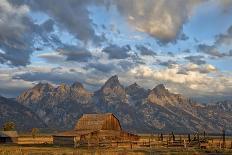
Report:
17,82,97,130
0,96,46,131
16,75,232,133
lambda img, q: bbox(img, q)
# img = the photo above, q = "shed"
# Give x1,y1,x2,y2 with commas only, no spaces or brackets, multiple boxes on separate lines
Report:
53,113,139,147
0,131,18,143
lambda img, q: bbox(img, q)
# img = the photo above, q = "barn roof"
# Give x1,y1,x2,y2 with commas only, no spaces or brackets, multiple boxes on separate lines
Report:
75,113,121,131
0,131,18,138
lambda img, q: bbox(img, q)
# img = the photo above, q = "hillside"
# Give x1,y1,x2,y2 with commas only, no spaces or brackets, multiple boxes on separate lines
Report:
0,96,46,131
16,75,232,133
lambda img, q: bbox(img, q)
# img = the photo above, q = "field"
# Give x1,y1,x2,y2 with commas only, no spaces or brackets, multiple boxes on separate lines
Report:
1,144,232,155
0,134,232,155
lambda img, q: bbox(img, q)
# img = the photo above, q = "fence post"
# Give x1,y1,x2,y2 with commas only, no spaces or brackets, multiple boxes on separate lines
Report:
203,131,206,139
230,141,232,149
197,132,200,148
160,133,163,141
188,134,191,143
222,129,225,149
171,132,175,141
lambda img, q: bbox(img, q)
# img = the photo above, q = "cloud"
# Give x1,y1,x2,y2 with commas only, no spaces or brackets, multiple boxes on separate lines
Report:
0,0,32,66
37,52,65,63
12,67,87,86
197,44,228,58
21,0,105,44
184,55,206,65
178,64,217,74
159,60,177,68
217,0,232,11
0,68,33,97
0,0,66,66
129,64,231,97
86,62,116,73
111,0,202,43
102,44,131,59
215,25,232,45
136,45,157,56
58,45,92,62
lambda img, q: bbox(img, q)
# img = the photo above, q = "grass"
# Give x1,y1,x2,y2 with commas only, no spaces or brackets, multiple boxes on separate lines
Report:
0,134,231,155
0,145,232,155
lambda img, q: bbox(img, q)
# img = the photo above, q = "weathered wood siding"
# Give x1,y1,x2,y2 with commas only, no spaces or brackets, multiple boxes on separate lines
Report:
53,136,75,146
75,113,121,131
102,114,121,131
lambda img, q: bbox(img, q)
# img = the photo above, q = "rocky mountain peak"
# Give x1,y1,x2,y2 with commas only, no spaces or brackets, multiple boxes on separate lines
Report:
56,83,70,94
151,84,170,96
17,82,55,105
126,82,143,93
129,82,140,88
33,82,54,92
95,75,127,105
102,75,122,89
126,82,148,100
71,81,84,89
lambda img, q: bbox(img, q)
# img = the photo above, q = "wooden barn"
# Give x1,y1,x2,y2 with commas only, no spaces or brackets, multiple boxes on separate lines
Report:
53,113,139,147
0,131,18,144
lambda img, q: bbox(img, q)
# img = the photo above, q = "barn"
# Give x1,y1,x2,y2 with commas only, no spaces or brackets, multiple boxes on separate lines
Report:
0,131,18,144
53,113,139,147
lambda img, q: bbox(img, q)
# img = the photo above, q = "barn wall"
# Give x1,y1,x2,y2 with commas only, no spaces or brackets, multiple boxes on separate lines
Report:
102,115,121,131
53,136,75,146
0,137,18,144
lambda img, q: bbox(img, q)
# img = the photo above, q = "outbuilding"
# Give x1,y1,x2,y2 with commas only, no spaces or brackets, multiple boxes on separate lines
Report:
53,113,139,147
0,131,18,144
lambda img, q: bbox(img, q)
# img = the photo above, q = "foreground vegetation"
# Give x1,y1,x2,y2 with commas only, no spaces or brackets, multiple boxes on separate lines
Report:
1,133,232,154
0,144,232,155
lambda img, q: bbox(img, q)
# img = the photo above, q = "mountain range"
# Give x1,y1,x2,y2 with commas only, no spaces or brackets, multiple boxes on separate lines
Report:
1,75,231,133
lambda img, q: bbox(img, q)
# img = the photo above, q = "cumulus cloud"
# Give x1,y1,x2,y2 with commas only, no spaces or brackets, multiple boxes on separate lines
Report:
129,64,231,97
0,0,32,66
102,44,131,59
13,0,105,44
178,64,217,74
0,0,67,66
111,0,202,43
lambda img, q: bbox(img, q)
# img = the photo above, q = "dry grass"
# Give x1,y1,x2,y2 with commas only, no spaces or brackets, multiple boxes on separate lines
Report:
0,134,231,155
0,144,232,155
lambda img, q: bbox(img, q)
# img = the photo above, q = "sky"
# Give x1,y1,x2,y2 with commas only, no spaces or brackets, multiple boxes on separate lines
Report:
0,0,231,100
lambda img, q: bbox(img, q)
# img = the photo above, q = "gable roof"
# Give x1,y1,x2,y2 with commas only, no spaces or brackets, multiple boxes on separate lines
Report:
75,113,121,131
0,131,18,138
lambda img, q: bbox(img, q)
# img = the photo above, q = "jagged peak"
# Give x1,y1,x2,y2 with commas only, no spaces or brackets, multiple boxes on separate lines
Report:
107,75,119,82
151,84,170,96
71,81,84,89
33,82,54,91
126,82,141,90
102,75,122,89
57,83,70,90
154,84,166,90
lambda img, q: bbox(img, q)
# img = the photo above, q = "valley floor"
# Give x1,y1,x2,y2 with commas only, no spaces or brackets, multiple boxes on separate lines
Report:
0,144,232,155
1,134,232,155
